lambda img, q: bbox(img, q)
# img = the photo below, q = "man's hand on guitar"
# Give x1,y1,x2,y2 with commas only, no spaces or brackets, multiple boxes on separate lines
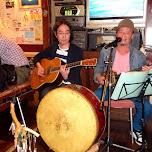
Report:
97,75,105,85
142,62,152,71
36,62,44,77
60,64,70,80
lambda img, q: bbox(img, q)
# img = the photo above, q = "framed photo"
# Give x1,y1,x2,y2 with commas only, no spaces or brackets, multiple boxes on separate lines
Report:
19,0,41,9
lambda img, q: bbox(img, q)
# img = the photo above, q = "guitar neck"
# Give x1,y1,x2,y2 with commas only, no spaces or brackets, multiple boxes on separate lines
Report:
67,61,81,68
52,61,81,72
132,64,151,72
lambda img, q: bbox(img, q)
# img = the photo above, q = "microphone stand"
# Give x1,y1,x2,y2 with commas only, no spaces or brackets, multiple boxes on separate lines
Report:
98,46,134,152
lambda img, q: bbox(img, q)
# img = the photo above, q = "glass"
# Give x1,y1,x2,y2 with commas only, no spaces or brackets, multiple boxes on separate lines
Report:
57,31,70,35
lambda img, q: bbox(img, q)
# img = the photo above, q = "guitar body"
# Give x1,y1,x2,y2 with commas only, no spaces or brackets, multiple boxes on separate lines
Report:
31,57,97,89
31,58,63,89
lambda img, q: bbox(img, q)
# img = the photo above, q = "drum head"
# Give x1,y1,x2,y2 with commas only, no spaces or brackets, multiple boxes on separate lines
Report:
37,86,100,152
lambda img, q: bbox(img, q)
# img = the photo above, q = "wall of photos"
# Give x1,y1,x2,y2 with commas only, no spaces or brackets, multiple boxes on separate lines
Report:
0,0,43,44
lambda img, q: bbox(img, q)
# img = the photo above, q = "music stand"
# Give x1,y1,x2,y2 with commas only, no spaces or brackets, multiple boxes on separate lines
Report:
111,69,152,152
99,69,152,152
111,70,152,100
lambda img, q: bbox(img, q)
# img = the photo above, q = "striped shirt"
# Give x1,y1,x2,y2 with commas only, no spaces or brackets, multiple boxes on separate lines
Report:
0,34,29,67
56,45,71,84
56,45,69,63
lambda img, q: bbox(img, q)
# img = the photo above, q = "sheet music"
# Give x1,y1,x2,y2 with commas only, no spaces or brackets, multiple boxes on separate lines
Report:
111,70,152,100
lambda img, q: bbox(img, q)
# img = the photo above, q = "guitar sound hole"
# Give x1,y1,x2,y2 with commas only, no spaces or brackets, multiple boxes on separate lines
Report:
46,67,52,75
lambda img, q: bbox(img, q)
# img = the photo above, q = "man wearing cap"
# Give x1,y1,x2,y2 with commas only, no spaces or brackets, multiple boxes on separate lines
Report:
93,18,152,145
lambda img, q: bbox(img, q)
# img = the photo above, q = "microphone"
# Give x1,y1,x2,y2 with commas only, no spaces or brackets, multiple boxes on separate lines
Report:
105,37,122,49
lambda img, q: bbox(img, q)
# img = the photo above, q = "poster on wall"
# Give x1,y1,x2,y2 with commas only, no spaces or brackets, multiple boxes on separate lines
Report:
0,0,43,44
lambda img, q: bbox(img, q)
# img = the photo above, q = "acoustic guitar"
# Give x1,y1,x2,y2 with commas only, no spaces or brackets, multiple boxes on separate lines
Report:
30,58,97,89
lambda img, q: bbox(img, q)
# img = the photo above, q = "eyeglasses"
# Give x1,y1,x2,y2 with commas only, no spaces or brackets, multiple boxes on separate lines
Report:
57,31,70,35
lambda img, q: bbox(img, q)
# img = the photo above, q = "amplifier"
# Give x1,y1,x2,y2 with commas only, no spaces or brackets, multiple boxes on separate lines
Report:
56,16,85,27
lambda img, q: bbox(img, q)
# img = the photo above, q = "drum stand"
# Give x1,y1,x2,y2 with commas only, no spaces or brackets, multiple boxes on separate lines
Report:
98,47,134,152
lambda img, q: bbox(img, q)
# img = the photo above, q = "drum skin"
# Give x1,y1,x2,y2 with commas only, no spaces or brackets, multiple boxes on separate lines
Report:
37,84,105,152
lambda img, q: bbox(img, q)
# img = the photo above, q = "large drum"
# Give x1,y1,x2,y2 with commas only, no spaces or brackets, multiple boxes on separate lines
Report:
37,84,105,152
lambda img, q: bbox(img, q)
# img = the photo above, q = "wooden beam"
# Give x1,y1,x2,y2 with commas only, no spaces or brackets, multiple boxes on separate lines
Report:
42,0,51,50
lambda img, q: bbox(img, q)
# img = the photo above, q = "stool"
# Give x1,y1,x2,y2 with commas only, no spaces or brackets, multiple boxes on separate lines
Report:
104,99,135,144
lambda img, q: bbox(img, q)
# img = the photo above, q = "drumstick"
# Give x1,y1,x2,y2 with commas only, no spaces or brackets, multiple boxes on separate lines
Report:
24,127,40,137
86,143,99,152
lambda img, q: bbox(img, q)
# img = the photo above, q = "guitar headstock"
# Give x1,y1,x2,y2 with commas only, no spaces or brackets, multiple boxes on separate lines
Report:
81,58,97,67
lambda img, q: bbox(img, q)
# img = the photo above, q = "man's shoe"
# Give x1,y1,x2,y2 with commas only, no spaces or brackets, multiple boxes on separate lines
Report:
133,129,142,146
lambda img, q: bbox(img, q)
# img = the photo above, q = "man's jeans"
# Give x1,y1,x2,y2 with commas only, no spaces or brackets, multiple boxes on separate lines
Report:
94,87,152,131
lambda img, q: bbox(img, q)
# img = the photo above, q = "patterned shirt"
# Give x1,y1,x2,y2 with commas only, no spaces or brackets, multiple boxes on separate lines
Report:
0,34,29,67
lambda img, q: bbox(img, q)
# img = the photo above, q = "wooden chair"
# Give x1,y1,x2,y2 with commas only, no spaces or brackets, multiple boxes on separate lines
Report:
104,99,135,144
